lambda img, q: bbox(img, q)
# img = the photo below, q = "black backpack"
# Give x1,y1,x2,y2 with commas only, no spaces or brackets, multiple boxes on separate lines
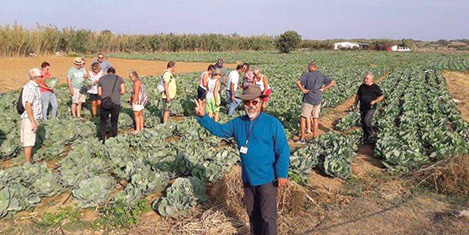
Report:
17,88,25,115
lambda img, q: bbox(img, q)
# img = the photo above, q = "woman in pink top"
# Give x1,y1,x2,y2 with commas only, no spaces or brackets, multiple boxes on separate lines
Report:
38,62,58,120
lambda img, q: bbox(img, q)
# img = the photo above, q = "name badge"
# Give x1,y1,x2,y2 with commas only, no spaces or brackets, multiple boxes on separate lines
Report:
240,146,248,154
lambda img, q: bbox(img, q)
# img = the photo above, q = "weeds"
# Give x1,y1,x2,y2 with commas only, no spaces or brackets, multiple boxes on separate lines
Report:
38,206,81,227
92,199,152,231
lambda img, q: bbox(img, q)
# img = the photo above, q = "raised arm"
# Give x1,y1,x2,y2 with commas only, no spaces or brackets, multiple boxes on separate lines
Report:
195,99,234,138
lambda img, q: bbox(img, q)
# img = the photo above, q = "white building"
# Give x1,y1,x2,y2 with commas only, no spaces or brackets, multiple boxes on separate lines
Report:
391,45,411,52
334,42,360,50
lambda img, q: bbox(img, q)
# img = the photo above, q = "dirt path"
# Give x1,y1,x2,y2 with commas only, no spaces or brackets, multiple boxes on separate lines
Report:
290,72,391,191
0,56,235,93
442,71,469,121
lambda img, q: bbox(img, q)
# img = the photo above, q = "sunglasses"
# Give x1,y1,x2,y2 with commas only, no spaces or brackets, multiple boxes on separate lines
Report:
98,57,104,59
243,100,260,106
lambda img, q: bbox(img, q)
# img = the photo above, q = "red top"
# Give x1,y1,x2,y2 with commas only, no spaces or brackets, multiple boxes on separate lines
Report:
39,72,53,93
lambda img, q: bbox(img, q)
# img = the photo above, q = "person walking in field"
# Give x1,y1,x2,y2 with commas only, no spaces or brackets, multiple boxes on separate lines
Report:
20,68,44,163
226,64,244,117
198,64,215,100
129,71,147,133
98,67,125,143
161,61,177,124
195,85,290,235
93,52,113,74
252,67,271,111
353,72,384,144
87,62,103,117
295,61,336,144
205,68,222,121
37,62,58,120
67,57,88,118
242,63,255,89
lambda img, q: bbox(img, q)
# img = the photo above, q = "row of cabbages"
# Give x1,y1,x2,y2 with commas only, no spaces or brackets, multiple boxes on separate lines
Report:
0,115,239,218
374,67,469,173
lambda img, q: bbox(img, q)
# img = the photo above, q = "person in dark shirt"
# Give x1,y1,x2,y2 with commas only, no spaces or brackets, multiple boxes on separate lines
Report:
353,72,384,144
97,67,125,143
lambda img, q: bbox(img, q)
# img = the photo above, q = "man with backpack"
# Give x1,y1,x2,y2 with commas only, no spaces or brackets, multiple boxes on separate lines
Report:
160,61,177,124
19,68,44,163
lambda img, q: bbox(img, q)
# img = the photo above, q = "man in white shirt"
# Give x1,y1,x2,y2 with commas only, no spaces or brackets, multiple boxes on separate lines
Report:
20,68,44,163
226,64,245,116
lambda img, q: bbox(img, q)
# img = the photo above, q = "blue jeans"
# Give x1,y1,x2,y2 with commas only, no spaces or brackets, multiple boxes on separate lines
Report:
226,90,241,116
41,92,58,120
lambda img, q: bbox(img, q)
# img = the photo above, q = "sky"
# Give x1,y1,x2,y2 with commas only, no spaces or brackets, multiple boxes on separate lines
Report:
0,0,468,41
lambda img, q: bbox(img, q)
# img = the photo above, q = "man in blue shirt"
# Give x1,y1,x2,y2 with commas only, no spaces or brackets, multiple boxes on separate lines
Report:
296,61,336,143
195,85,290,235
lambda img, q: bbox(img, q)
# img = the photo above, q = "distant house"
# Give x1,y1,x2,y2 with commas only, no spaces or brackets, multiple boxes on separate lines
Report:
334,42,359,50
391,45,411,52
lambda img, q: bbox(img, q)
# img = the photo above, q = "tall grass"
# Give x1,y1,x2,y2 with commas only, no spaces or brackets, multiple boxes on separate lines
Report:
0,23,276,56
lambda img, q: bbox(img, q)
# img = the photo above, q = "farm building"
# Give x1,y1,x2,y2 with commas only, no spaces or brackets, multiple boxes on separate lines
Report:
391,45,411,52
334,42,359,50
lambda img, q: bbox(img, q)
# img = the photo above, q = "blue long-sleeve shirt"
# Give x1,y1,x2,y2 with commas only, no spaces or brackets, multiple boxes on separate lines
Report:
197,112,290,186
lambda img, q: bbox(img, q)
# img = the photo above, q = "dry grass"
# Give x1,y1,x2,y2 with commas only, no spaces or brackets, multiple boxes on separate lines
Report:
207,166,355,234
410,155,469,196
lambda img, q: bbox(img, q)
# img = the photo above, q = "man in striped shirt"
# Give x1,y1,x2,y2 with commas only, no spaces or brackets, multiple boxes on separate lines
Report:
21,68,44,163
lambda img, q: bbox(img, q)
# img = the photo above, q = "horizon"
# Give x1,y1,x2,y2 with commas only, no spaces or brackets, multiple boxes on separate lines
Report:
1,0,468,41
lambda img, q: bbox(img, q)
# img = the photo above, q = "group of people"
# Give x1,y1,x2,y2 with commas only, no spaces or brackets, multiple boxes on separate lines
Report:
196,60,272,122
19,53,151,162
19,54,384,234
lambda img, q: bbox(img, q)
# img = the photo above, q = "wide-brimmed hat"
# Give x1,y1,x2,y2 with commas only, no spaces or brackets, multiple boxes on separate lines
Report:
240,85,266,100
73,57,83,65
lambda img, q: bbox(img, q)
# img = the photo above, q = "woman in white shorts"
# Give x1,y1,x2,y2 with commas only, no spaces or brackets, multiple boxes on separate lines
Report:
88,62,103,117
129,71,147,133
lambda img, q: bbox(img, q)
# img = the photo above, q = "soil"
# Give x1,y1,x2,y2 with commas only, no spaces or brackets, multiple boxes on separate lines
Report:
442,71,469,121
0,56,235,93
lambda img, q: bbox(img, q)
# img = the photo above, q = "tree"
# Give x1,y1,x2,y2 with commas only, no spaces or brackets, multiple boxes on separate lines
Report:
401,39,416,50
276,30,302,53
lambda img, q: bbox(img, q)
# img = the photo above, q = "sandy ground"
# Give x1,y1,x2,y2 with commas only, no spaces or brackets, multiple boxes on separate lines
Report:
0,56,235,93
442,71,469,121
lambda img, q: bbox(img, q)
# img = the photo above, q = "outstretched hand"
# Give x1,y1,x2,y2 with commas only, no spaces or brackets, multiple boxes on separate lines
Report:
194,99,206,117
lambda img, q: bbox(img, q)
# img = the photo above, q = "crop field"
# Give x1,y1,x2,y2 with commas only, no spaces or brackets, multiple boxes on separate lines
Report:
1,51,469,233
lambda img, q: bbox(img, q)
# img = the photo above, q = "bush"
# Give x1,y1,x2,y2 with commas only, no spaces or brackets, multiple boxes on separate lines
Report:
276,30,302,53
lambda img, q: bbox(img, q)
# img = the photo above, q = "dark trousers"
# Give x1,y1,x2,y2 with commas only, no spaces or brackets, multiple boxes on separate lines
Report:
360,108,375,141
243,182,278,235
197,86,206,100
99,103,121,142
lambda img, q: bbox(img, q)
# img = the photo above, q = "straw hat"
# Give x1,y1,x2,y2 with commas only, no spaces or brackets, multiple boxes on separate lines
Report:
73,57,83,65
